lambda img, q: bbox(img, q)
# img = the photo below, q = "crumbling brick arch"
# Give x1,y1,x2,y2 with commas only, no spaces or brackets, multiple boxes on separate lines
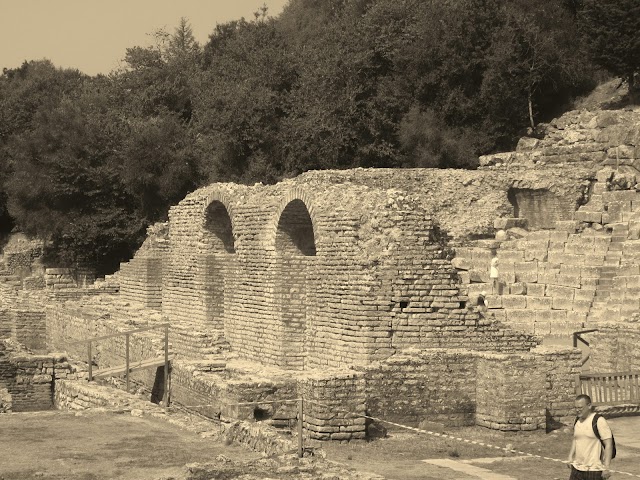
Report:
272,189,318,256
200,190,237,252
270,190,318,370
199,192,237,326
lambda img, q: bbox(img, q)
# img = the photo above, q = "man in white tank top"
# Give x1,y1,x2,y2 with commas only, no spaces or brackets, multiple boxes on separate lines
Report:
567,394,614,480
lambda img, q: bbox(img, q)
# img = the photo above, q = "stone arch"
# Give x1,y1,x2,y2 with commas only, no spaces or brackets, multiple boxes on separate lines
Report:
270,188,319,254
271,190,318,370
199,192,237,327
201,191,236,253
276,200,316,256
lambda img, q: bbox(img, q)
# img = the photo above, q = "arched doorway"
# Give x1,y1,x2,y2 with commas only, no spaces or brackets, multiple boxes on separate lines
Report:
203,201,235,327
275,199,316,370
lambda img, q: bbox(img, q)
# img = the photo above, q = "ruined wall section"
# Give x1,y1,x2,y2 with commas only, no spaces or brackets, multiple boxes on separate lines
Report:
119,222,169,310
482,108,640,171
0,339,74,412
295,167,592,241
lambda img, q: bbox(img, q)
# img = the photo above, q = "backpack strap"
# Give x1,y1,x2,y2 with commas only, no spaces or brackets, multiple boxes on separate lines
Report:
592,413,602,440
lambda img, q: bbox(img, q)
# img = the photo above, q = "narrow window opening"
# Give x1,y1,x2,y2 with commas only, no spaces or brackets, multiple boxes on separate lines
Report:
254,407,272,421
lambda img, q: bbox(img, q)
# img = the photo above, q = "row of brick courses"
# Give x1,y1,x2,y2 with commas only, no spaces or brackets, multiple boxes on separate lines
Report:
119,257,164,309
299,371,367,441
45,268,77,289
11,308,46,352
0,340,75,412
536,346,583,423
0,308,11,338
476,352,547,431
362,350,477,428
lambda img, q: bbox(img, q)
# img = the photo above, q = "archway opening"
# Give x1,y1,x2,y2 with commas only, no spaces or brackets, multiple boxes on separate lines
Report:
275,199,316,370
204,201,235,253
276,199,316,256
203,201,235,327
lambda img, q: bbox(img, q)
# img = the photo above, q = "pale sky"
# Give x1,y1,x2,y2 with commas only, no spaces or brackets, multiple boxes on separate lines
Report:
0,0,290,76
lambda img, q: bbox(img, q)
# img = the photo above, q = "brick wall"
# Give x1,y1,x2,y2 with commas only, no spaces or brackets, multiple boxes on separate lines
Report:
299,372,367,441
0,341,74,412
12,308,46,351
476,352,547,431
363,350,477,427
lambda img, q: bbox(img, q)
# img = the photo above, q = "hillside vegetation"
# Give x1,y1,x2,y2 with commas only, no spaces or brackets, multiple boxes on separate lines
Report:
1,0,636,272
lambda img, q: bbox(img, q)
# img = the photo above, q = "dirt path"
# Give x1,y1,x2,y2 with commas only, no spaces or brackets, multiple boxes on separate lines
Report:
321,421,640,480
2,411,639,480
0,410,260,480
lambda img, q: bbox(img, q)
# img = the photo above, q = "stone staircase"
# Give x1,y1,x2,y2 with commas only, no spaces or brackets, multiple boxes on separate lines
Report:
587,222,627,321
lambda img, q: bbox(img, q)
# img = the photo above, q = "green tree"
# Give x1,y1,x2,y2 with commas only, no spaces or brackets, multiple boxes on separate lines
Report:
0,60,86,243
4,90,142,272
193,15,297,183
578,0,640,93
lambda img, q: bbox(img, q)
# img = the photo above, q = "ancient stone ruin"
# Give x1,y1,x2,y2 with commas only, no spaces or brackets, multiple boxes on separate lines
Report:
1,106,639,441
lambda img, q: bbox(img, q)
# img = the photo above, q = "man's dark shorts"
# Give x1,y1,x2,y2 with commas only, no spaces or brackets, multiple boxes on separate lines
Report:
570,466,603,480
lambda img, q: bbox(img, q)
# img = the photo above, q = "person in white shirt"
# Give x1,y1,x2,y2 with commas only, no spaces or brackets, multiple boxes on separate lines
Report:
567,394,614,480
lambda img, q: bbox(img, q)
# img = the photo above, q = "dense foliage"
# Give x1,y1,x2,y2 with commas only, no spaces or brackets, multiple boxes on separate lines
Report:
578,0,640,93
0,0,605,272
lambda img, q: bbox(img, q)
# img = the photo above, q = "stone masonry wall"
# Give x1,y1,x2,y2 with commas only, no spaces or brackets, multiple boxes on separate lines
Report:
588,322,640,373
162,182,539,371
362,350,477,428
299,372,367,441
476,352,547,431
119,222,169,310
0,340,75,412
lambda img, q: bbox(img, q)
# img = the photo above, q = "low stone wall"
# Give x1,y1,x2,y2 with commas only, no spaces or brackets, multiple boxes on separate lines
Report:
361,346,580,433
45,268,77,289
299,372,367,441
362,350,476,428
0,341,75,412
55,379,296,456
475,346,580,430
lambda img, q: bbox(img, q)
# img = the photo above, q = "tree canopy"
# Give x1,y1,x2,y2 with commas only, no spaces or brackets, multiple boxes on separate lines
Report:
578,0,640,93
0,3,604,272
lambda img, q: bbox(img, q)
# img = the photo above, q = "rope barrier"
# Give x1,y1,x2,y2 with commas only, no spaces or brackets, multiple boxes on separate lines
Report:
304,400,640,478
168,398,302,409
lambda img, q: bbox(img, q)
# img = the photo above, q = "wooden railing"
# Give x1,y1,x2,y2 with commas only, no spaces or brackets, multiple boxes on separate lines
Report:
577,372,640,405
70,323,171,406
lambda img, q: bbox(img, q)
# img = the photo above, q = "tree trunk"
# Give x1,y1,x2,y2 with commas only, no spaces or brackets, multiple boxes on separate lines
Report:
629,72,636,94
528,91,535,130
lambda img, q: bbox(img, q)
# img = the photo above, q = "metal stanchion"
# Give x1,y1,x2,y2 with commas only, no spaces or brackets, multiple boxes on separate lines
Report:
298,398,304,458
